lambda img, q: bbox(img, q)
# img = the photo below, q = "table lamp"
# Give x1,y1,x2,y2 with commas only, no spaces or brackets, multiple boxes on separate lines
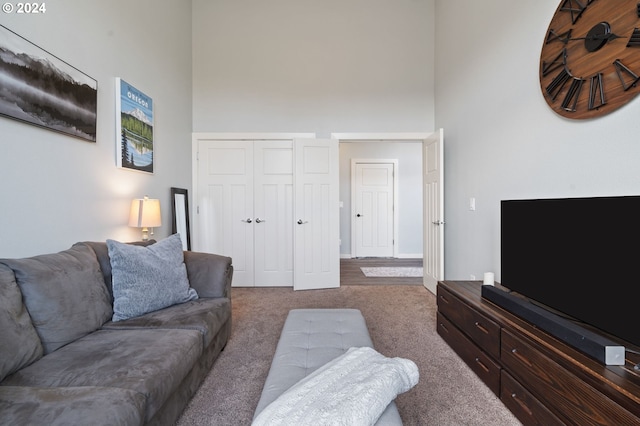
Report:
129,196,161,241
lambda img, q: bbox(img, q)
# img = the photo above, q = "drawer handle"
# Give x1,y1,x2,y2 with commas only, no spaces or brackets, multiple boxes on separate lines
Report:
510,392,533,417
474,357,489,373
474,321,489,334
439,322,449,333
511,348,534,368
439,295,450,304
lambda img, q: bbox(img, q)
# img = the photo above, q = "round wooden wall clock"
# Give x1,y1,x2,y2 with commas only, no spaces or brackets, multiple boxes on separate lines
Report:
540,0,640,119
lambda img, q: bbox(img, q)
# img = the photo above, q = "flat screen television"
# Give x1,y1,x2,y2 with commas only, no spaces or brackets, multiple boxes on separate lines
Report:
501,195,640,349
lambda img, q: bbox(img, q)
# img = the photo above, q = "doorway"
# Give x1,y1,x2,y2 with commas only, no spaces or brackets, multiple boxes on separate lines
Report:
333,131,444,295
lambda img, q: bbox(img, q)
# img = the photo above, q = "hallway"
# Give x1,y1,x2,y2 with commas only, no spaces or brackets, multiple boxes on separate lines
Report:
340,258,423,286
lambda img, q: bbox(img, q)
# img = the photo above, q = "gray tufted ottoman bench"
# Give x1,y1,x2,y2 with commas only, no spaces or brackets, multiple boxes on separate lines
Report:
253,308,403,425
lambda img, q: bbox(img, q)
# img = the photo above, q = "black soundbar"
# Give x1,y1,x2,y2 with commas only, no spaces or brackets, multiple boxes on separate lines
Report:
481,285,625,366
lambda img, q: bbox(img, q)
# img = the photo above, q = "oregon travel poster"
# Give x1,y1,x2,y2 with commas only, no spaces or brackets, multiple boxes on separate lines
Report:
116,78,154,173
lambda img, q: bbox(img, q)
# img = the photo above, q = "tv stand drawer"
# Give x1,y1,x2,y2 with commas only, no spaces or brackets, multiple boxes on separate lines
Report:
437,312,500,395
501,329,639,425
500,370,564,426
437,284,500,359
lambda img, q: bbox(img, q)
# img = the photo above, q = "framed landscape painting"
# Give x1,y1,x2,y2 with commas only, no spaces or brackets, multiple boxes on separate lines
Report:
0,24,97,142
116,78,154,173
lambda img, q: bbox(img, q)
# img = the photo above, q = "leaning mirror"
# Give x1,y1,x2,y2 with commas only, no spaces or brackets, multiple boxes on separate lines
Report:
170,187,191,250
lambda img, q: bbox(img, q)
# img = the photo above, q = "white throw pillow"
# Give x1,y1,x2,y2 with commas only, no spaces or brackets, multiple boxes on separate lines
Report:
107,234,198,322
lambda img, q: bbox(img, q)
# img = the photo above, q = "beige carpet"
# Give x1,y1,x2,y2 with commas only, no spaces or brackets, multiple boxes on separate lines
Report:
175,286,521,426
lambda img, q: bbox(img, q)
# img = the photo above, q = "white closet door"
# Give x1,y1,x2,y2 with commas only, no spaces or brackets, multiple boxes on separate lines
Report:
254,141,294,287
293,138,340,290
197,140,254,287
196,137,338,289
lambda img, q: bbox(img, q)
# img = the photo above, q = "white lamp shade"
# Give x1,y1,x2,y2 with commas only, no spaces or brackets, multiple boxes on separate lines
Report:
129,196,162,228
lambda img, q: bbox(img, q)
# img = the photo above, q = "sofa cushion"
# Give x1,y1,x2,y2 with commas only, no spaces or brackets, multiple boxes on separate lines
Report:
1,328,203,423
102,297,231,347
0,386,146,426
74,240,156,303
107,234,198,322
183,250,233,298
0,264,43,382
0,244,112,354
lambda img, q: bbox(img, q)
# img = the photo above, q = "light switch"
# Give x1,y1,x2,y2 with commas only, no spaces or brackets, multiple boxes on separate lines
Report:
469,197,476,211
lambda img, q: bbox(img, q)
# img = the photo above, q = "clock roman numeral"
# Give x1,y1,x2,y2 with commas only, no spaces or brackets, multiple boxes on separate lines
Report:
560,0,587,24
588,73,606,110
627,28,640,47
562,77,584,112
546,67,572,100
546,29,572,44
613,59,640,90
542,49,567,77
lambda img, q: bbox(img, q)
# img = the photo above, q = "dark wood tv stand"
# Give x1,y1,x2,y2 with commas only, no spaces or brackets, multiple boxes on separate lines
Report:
437,280,640,425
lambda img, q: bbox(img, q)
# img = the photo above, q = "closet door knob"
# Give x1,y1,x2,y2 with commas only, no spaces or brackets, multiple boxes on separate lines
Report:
297,219,308,225
256,218,265,223
244,218,252,223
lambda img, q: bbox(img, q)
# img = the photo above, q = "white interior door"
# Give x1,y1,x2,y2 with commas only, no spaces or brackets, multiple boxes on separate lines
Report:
197,140,254,287
197,139,294,287
293,138,340,290
254,141,294,287
353,161,396,258
423,129,444,294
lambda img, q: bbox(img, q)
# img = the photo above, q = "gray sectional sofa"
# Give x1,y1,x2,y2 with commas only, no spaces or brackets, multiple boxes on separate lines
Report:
0,236,233,426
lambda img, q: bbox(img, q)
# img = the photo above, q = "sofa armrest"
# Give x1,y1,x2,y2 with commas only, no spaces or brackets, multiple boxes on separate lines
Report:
183,251,233,299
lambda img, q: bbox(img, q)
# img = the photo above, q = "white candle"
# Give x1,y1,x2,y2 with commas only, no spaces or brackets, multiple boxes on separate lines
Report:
483,272,495,286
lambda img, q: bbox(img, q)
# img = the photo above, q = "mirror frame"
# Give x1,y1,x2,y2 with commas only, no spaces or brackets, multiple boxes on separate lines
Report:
170,187,191,250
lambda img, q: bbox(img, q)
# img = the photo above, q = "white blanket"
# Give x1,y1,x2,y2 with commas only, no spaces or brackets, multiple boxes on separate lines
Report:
252,347,419,426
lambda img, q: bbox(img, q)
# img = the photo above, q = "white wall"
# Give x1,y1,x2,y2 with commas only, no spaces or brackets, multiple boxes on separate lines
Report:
339,142,423,257
435,0,640,281
192,0,435,137
0,0,193,257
